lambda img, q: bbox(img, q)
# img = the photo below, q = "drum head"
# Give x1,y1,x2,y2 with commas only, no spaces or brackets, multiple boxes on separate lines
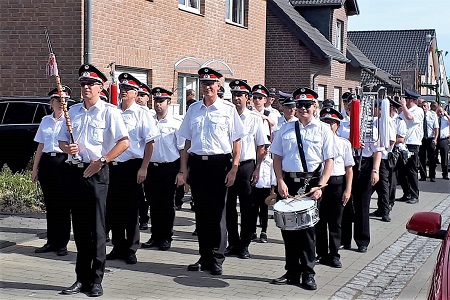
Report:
273,197,315,213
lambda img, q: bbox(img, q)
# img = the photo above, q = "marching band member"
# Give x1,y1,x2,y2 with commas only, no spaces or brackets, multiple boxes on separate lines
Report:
270,87,334,290
265,88,282,121
141,87,185,251
33,86,72,256
251,84,276,140
316,107,354,268
337,92,353,140
58,64,129,297
341,94,382,253
105,73,159,264
179,67,244,276
225,80,267,259
436,106,449,180
397,89,424,204
273,95,297,136
419,102,439,181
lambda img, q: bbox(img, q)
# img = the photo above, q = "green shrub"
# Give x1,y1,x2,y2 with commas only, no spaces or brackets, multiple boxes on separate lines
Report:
0,164,45,213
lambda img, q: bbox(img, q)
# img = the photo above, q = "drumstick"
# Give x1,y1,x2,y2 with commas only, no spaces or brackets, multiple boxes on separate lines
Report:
287,184,328,203
263,184,328,206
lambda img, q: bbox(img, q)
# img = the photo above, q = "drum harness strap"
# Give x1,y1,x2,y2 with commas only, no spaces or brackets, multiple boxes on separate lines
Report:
294,122,317,193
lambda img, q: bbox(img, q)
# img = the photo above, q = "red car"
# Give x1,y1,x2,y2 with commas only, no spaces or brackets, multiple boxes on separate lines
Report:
406,212,449,300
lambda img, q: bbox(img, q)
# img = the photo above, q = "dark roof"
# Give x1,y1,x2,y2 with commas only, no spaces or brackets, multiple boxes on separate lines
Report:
346,39,376,70
289,0,359,15
269,0,350,63
348,29,435,76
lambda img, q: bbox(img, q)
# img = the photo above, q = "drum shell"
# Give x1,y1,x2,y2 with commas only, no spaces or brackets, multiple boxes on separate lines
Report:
273,198,319,230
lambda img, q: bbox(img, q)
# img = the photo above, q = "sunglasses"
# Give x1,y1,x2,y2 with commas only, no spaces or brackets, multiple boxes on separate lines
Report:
79,81,100,87
252,96,264,100
120,85,136,92
138,93,148,97
295,102,313,109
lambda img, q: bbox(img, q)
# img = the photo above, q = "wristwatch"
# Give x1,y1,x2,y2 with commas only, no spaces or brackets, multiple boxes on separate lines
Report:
372,169,379,174
99,156,107,165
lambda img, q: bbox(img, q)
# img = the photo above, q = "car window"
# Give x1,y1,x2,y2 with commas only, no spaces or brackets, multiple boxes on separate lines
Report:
0,103,6,124
2,102,38,125
33,103,51,123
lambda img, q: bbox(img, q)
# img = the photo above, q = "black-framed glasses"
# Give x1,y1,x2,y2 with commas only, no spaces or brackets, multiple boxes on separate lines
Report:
252,96,263,100
295,102,313,109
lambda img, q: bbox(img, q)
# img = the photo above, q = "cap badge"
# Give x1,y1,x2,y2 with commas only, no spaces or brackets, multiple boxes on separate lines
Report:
156,92,161,97
325,114,331,118
204,74,210,79
122,79,128,84
204,68,209,73
84,65,89,70
300,94,307,99
235,80,239,84
82,71,90,77
301,88,305,92
326,108,330,112
123,74,128,78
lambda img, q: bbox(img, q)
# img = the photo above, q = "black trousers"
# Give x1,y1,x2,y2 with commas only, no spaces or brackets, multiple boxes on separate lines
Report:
342,157,373,248
144,159,179,243
107,159,142,254
38,153,71,249
372,159,390,216
174,184,185,207
389,155,401,207
226,160,255,249
316,175,344,260
188,154,231,266
280,176,318,280
67,164,109,285
252,187,270,233
138,184,149,224
399,144,420,199
437,138,449,177
419,138,437,179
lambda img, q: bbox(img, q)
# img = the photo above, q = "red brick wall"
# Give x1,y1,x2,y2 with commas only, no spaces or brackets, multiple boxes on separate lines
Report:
1,0,266,99
0,0,82,97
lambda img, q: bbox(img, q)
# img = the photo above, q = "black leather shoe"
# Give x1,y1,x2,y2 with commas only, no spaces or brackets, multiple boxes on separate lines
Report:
56,247,68,256
341,244,351,250
396,195,411,202
35,243,53,253
89,283,103,297
406,197,419,204
238,247,250,259
357,246,368,253
159,240,171,251
210,262,223,275
141,238,160,249
430,178,436,182
224,245,239,257
125,253,137,264
301,275,317,290
251,232,257,241
443,176,449,180
328,258,342,268
259,232,268,243
192,229,197,236
139,223,148,230
270,273,288,285
381,215,391,222
187,259,201,271
106,249,123,260
369,210,383,217
419,177,426,181
62,281,84,295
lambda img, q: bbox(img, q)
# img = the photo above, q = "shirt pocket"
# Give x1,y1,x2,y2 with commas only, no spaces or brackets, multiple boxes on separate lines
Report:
210,115,228,137
190,117,203,134
88,120,106,145
281,131,297,152
124,118,137,140
42,127,54,144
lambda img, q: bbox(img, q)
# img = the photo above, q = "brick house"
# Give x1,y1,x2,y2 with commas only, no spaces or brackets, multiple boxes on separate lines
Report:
0,0,267,114
265,0,362,107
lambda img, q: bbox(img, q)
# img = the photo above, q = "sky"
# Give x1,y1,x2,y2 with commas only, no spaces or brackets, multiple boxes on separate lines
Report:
347,0,450,78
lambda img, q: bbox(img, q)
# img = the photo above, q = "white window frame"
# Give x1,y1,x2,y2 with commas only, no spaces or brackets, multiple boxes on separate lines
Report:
178,0,200,14
226,0,245,26
177,74,199,115
335,20,343,52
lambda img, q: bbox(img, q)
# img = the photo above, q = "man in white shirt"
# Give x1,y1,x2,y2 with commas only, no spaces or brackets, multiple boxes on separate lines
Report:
436,107,450,180
397,89,424,204
419,102,439,181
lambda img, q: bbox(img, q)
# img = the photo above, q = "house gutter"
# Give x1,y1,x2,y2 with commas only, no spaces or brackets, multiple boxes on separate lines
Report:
312,57,332,90
83,0,92,64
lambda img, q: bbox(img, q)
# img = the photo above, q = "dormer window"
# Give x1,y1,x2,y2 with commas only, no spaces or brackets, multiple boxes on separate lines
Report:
335,20,344,52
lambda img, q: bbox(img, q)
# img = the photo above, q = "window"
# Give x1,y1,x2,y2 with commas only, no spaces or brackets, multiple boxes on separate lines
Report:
177,74,199,115
226,0,246,26
2,102,39,125
333,87,341,109
179,0,200,14
317,85,326,102
335,20,344,52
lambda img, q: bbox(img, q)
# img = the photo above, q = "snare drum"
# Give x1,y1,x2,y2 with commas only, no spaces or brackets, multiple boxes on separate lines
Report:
273,197,319,230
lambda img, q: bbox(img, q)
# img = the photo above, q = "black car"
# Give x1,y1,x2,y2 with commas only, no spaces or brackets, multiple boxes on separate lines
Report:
0,97,76,173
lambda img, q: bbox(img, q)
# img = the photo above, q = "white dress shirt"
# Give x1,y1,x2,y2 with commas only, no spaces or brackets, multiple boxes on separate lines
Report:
58,99,129,163
115,102,159,162
34,114,65,153
178,98,245,155
399,105,424,145
439,115,450,139
331,135,355,176
273,115,298,134
255,152,277,188
337,115,350,140
151,114,185,163
270,118,335,172
423,110,439,138
373,116,396,159
392,113,407,138
360,126,384,158
265,105,281,124
239,109,268,162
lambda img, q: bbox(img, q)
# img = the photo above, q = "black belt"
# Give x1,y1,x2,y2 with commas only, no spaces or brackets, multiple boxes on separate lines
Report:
150,159,179,167
43,152,65,157
239,159,255,165
438,137,449,141
111,158,142,166
355,156,373,162
282,171,315,179
328,175,345,184
190,153,231,161
68,161,90,168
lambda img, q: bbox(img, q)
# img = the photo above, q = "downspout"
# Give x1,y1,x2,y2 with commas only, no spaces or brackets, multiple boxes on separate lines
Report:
312,57,332,91
83,0,92,64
